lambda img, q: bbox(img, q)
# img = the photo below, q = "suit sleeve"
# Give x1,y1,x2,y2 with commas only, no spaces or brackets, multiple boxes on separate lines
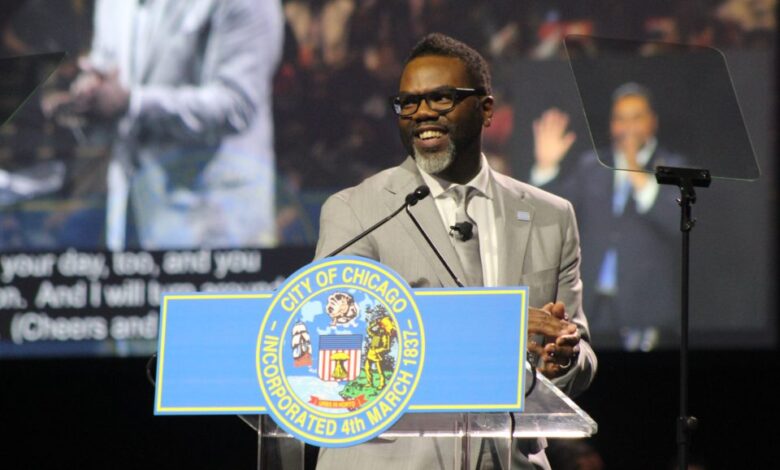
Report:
314,190,379,261
551,200,597,397
124,0,284,142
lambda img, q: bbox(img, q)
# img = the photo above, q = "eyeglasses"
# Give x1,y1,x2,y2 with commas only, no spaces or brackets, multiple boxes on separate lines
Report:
391,87,487,117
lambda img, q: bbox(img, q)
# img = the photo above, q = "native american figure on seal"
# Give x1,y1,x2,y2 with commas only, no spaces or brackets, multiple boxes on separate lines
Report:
364,315,396,389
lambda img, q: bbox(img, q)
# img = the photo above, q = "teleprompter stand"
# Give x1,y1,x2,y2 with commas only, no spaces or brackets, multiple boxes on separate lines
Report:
564,34,760,470
655,166,711,470
241,369,597,470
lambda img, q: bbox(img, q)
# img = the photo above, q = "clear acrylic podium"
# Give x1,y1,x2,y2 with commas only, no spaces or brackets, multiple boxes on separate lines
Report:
240,368,597,469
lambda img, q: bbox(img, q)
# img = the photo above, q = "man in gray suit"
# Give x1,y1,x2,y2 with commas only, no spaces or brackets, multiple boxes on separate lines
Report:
315,33,596,470
69,0,283,250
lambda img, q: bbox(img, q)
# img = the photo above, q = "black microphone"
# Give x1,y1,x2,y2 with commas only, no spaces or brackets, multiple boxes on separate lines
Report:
404,205,464,288
449,221,473,241
326,185,431,257
406,185,430,206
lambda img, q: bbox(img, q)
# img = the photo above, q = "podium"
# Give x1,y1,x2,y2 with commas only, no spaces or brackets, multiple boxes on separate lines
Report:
155,257,597,469
241,368,597,469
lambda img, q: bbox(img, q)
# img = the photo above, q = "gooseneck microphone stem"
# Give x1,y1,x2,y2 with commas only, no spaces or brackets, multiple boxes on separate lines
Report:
404,205,464,288
326,204,407,257
326,185,431,258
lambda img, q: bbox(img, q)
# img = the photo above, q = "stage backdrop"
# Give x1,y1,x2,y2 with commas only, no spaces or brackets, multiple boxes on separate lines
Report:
0,0,775,356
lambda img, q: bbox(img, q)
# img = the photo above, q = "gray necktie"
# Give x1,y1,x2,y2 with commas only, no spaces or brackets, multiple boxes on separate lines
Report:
450,185,483,287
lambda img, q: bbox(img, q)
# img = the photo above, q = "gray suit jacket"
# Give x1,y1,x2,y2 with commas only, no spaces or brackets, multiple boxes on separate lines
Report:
91,0,283,248
314,157,597,469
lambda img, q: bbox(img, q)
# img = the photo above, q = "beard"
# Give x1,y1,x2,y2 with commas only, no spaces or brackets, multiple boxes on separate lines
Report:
413,139,455,175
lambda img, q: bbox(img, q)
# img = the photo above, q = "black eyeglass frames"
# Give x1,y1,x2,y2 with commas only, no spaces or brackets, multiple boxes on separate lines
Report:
390,87,487,116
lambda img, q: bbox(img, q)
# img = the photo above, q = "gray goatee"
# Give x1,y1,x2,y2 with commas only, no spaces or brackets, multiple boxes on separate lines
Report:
413,140,455,175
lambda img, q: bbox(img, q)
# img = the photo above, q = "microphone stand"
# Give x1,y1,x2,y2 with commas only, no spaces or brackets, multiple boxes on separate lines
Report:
326,186,429,257
405,205,464,287
326,204,409,257
655,166,710,470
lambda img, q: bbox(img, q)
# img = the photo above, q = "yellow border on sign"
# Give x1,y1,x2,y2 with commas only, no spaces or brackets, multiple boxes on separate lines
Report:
155,287,528,415
407,289,527,411
164,406,267,412
156,293,273,413
255,258,426,445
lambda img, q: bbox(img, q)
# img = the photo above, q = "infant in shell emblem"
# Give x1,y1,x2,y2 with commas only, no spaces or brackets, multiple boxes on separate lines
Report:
326,292,359,325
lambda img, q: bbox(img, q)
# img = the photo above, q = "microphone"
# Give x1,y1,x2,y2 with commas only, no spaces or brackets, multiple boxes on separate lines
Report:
449,221,473,241
404,205,465,288
406,185,430,206
326,185,431,257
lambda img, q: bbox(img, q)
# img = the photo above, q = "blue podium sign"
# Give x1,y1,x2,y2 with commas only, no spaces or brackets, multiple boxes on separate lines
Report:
155,256,529,447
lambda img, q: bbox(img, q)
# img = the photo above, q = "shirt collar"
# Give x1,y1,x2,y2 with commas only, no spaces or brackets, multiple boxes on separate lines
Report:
418,154,494,200
613,137,658,169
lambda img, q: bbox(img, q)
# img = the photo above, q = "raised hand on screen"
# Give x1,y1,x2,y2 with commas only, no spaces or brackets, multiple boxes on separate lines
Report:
532,108,577,171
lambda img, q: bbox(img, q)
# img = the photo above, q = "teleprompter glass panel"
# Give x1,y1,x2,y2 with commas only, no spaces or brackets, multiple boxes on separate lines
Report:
564,35,759,181
0,52,65,128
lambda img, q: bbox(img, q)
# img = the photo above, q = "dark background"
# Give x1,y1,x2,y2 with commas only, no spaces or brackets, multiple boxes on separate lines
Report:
4,351,777,469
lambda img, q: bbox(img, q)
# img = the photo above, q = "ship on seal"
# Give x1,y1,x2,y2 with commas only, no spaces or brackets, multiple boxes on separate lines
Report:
291,321,312,367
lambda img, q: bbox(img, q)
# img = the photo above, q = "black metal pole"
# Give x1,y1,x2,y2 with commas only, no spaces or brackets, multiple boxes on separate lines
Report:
678,191,693,470
655,166,708,470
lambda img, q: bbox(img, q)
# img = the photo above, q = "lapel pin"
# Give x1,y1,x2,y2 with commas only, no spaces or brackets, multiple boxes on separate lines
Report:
516,211,530,221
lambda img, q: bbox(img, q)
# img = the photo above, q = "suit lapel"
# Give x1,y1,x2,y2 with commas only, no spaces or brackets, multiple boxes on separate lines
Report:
138,0,200,83
493,173,534,287
383,158,468,287
135,0,172,83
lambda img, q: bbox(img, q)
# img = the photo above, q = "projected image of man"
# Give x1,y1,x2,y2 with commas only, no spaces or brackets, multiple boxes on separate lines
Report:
530,83,683,351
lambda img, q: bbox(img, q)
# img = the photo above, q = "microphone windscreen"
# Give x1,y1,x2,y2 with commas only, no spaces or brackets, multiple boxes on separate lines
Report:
414,185,431,199
460,221,473,240
449,222,474,241
406,185,430,206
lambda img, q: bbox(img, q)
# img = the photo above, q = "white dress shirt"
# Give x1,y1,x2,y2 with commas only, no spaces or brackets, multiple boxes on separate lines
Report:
418,154,499,287
612,137,660,214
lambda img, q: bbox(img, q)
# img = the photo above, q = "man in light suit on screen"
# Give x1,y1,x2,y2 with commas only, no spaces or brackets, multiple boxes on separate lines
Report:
70,0,283,250
315,33,597,470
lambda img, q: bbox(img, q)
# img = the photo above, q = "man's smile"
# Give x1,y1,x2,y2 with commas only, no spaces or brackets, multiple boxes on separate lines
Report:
413,125,450,151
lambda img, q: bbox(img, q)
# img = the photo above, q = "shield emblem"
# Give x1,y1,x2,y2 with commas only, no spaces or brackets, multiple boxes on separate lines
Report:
318,334,363,382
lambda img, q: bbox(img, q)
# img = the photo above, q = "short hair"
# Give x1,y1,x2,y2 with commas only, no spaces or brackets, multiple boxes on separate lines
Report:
612,82,655,111
406,33,492,94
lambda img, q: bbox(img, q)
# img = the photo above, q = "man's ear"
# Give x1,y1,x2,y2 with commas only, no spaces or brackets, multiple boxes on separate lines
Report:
481,95,494,127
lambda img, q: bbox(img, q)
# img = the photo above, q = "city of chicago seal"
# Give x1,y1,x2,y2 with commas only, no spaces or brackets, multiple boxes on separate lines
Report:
256,256,425,447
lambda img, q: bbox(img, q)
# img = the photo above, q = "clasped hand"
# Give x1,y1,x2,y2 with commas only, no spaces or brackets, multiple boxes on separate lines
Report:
528,301,581,378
